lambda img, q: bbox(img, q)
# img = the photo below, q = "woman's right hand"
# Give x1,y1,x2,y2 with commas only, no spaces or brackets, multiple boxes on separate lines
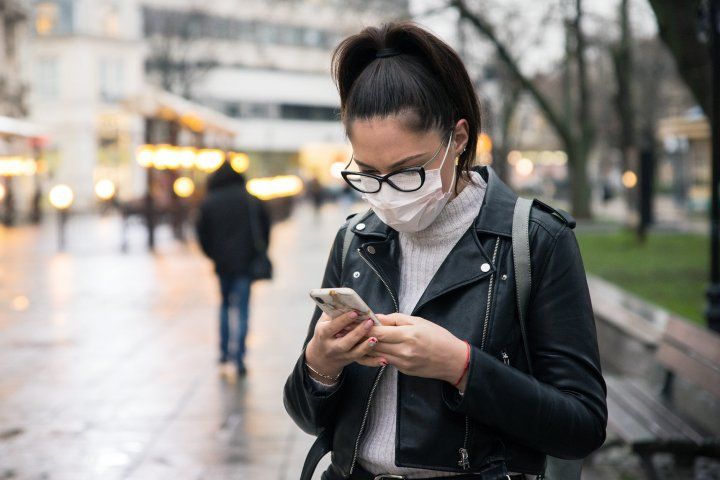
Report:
305,310,386,380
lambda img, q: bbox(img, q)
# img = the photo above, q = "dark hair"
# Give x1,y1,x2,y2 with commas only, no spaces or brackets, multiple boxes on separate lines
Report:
331,21,481,184
207,160,245,191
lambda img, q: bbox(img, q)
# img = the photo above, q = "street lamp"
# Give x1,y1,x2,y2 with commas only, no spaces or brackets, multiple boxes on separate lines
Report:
49,184,74,251
706,0,720,333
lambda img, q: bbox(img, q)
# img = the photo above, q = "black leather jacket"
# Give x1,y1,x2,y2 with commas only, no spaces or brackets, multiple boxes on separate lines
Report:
284,165,607,478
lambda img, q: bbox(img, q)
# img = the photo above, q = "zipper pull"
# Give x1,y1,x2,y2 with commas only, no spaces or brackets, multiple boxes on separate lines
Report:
501,350,510,366
458,447,470,470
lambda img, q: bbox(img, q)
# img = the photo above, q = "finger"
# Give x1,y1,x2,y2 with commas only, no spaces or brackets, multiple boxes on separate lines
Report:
319,310,358,337
333,325,355,338
356,355,388,368
347,334,380,361
336,319,374,351
327,310,361,332
376,313,415,327
368,325,408,344
372,342,405,357
374,352,404,369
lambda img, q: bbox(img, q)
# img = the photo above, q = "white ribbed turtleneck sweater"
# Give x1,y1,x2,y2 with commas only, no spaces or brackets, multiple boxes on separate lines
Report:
356,170,486,478
312,170,488,477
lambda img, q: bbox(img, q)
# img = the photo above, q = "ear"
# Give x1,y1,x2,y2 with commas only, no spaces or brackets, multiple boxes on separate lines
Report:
452,119,470,157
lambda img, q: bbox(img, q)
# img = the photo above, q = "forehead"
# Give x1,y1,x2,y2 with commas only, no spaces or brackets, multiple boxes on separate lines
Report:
348,117,441,164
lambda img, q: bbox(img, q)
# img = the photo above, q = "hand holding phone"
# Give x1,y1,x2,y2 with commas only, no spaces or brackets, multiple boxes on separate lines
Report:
309,288,381,328
305,288,387,381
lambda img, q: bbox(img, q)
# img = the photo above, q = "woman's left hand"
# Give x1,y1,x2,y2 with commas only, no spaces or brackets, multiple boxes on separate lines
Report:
365,313,469,387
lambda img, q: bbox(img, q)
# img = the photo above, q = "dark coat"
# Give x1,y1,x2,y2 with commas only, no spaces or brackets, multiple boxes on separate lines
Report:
195,168,271,276
283,165,607,478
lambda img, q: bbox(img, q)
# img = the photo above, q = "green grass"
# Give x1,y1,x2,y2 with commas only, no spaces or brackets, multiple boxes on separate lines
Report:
575,229,709,325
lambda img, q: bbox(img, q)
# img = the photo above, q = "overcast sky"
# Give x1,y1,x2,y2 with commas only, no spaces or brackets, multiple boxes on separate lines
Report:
410,0,659,75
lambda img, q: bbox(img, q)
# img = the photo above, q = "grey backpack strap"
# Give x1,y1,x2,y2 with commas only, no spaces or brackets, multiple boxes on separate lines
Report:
512,197,583,480
341,210,368,271
512,197,534,376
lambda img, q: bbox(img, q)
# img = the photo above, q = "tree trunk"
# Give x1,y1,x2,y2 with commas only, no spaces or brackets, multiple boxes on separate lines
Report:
573,0,593,219
566,141,592,218
612,0,637,222
647,0,711,116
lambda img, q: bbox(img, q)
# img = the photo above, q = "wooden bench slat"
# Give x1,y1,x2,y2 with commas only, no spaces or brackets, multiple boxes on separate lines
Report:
606,375,706,444
625,378,707,444
656,341,720,398
663,317,720,365
607,377,682,442
606,386,656,443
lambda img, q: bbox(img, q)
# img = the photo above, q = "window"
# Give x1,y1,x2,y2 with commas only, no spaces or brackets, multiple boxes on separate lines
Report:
99,58,124,102
35,57,59,99
101,4,120,38
280,104,339,121
34,1,74,36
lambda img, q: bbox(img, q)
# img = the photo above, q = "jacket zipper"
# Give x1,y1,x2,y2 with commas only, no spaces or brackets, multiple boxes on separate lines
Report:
348,248,399,475
459,236,501,471
501,350,510,366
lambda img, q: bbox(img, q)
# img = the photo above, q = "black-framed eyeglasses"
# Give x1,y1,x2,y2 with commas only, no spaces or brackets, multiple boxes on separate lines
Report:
341,130,452,194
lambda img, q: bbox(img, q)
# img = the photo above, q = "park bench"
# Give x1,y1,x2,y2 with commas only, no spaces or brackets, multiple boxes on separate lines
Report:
602,315,720,479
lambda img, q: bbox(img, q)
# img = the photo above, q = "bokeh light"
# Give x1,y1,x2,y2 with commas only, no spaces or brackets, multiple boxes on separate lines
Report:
49,185,74,210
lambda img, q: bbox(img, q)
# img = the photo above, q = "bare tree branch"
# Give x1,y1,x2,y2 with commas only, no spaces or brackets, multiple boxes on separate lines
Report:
450,0,574,146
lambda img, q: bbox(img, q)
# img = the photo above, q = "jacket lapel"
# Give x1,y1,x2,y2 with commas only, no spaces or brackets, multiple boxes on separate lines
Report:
411,226,496,315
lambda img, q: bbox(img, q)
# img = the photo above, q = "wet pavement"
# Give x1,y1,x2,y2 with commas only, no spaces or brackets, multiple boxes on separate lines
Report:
0,202,351,479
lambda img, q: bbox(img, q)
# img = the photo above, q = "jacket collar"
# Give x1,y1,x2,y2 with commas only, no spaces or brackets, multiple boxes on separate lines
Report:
351,165,517,239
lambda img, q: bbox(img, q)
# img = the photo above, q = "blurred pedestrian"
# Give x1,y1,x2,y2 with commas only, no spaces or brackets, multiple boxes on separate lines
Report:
196,161,271,376
307,175,323,219
284,21,606,480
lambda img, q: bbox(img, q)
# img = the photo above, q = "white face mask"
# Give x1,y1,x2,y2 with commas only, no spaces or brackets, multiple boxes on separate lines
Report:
361,131,456,233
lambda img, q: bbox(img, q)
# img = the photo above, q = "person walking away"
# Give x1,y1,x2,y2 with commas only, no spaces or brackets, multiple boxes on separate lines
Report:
196,161,271,376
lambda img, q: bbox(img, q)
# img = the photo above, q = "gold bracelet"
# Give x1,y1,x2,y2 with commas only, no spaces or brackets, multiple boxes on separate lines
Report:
305,361,342,382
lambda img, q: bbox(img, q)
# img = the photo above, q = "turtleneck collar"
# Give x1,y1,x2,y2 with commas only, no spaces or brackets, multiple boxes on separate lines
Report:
401,170,487,241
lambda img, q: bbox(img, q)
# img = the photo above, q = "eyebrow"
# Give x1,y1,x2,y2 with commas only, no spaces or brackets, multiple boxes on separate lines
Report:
353,153,427,171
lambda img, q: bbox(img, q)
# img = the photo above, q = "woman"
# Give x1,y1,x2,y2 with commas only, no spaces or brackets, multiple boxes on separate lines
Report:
284,22,607,480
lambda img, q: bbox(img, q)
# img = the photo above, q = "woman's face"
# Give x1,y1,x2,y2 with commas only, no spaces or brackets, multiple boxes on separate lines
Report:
348,116,469,194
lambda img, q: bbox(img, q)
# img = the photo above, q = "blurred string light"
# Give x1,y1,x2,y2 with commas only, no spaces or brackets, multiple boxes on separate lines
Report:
0,156,37,176
177,147,197,169
173,177,195,198
94,179,116,200
622,170,638,189
135,145,238,173
229,152,250,173
516,158,535,177
247,175,304,200
49,185,74,210
195,149,224,172
0,183,5,202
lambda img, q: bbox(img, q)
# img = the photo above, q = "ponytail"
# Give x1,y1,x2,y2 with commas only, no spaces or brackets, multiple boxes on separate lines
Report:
331,21,481,179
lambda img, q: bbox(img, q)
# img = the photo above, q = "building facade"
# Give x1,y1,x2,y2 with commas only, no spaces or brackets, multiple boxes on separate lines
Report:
141,0,410,181
27,0,146,209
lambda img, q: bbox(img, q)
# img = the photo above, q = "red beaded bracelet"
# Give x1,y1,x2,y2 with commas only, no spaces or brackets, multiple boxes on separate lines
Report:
453,340,471,388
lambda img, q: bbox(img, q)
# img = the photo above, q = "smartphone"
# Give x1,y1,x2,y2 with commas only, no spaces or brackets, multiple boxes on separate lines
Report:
309,287,381,326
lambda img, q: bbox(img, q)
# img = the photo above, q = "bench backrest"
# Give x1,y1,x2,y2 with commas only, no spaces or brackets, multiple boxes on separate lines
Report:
655,317,720,398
